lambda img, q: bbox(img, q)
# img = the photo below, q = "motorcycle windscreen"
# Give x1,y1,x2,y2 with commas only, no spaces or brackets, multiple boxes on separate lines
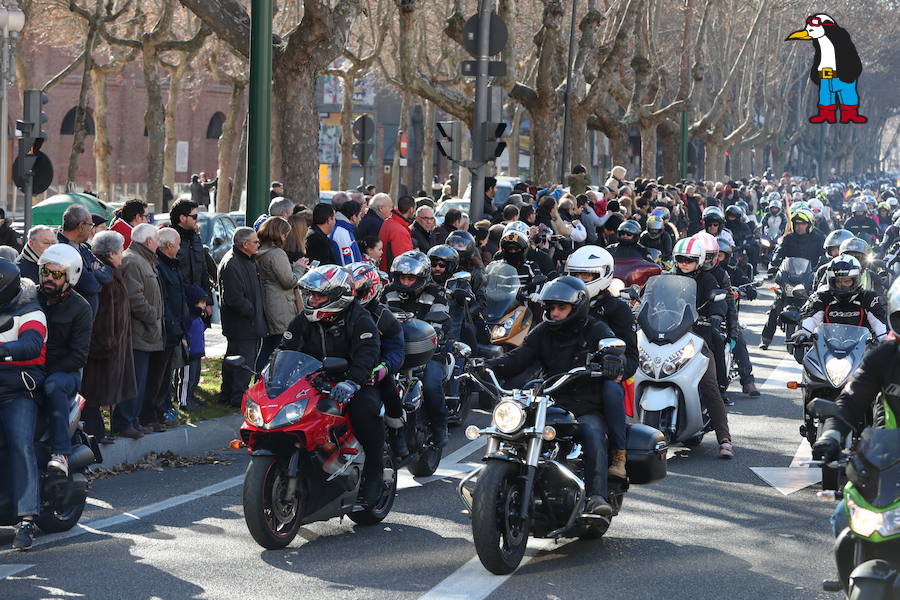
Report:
265,351,323,398
777,257,813,287
484,262,522,322
847,428,900,509
637,274,698,344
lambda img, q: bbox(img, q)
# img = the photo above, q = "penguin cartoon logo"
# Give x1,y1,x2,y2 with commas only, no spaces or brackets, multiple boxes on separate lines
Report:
785,14,867,125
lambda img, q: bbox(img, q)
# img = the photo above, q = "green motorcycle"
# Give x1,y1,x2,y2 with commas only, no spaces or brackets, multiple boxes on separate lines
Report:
806,399,899,599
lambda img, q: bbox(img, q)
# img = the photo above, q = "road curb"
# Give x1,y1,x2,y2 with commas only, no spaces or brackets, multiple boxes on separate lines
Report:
98,414,243,467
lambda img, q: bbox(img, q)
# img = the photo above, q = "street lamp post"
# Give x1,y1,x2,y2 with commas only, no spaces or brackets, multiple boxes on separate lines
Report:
0,2,25,216
559,0,577,184
246,0,272,223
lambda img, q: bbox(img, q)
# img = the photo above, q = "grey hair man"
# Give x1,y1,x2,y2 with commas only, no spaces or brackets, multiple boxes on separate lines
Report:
358,192,393,239
17,225,55,283
57,204,110,316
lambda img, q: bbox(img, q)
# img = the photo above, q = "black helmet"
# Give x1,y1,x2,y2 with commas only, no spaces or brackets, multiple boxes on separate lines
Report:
702,206,724,226
0,259,20,308
445,229,476,261
539,276,589,329
826,254,861,298
426,245,459,284
390,250,431,296
724,205,744,221
616,220,641,246
500,229,529,265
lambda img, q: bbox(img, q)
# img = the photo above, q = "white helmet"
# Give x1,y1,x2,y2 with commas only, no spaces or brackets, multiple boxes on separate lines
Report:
503,221,531,237
809,198,824,216
564,245,614,299
38,243,83,288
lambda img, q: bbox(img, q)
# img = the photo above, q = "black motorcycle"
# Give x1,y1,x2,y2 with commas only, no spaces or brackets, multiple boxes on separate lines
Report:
771,257,814,352
458,340,667,574
0,394,102,534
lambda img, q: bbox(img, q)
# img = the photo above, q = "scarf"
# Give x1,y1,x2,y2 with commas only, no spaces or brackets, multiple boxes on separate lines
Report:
21,242,40,265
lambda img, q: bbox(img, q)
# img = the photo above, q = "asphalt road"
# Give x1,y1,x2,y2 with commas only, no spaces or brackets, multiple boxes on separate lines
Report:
0,289,840,600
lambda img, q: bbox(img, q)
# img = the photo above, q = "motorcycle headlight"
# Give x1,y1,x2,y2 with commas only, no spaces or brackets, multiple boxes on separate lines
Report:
825,357,853,387
244,398,265,428
848,499,900,539
639,348,654,377
492,400,526,434
661,341,696,376
492,325,508,340
267,399,308,430
504,309,524,330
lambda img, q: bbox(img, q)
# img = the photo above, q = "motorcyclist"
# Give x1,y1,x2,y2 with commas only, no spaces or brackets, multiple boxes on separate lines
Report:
606,220,653,262
693,232,736,404
639,215,672,262
384,250,452,447
811,277,900,536
669,237,734,458
809,198,831,234
446,229,489,345
724,205,760,276
797,254,887,342
563,246,638,478
876,212,900,257
813,229,855,288
713,236,759,397
279,265,384,504
346,261,408,460
484,276,625,515
650,206,679,247
495,224,546,312
0,260,48,550
760,197,787,241
37,244,93,478
839,237,886,298
843,200,879,244
760,209,824,350
702,206,726,239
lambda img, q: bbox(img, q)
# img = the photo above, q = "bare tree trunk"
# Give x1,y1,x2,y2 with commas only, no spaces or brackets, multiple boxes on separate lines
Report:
66,20,98,186
163,64,188,192
217,79,246,212
422,100,435,195
530,105,556,185
90,69,112,202
608,133,628,170
639,125,657,179
338,71,355,192
508,107,523,177
231,112,249,211
569,106,589,174
142,44,166,209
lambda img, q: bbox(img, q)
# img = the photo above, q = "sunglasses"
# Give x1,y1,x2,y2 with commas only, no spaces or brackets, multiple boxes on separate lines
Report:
675,256,698,264
806,16,832,27
40,266,66,279
186,213,199,220
431,261,447,269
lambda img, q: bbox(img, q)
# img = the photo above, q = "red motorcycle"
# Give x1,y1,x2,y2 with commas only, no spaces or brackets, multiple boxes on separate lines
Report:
231,350,397,549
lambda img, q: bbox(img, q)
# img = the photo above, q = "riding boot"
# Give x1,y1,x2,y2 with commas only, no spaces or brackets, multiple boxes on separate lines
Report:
385,416,409,460
608,449,627,479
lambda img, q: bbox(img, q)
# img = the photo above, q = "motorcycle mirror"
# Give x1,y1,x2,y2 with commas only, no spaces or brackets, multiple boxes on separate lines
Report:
0,315,13,333
450,271,471,281
322,357,348,375
806,398,840,418
425,310,451,324
597,337,626,354
627,284,641,300
453,341,472,357
711,289,727,302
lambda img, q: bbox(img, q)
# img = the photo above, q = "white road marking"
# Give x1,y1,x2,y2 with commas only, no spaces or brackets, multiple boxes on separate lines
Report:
0,564,34,579
760,356,803,390
418,538,575,600
398,438,486,489
750,441,821,495
85,497,114,510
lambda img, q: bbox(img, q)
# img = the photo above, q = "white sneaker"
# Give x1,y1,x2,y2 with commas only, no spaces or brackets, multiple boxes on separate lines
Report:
48,453,69,476
719,441,735,460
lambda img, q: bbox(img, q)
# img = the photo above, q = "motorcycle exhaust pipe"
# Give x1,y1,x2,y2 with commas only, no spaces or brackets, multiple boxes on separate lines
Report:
67,444,97,472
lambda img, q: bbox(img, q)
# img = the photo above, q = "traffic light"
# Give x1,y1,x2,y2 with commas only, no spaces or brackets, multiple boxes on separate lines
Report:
436,121,460,160
23,90,49,149
352,141,372,165
482,121,507,160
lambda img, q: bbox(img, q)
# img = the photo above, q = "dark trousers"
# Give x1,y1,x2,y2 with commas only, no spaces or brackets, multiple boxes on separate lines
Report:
422,359,448,429
733,333,754,384
0,396,39,516
220,338,259,406
761,296,785,344
576,413,608,498
601,380,627,451
349,385,385,478
141,347,174,425
708,329,728,391
255,334,281,374
700,345,731,443
378,375,403,420
174,357,203,408
113,348,150,432
82,405,106,438
44,370,81,454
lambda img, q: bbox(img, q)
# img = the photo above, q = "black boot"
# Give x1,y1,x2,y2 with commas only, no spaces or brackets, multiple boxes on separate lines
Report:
585,495,613,516
430,424,449,448
387,427,409,460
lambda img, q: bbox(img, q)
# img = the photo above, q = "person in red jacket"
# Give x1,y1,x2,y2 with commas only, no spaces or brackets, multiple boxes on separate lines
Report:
109,199,149,250
379,195,416,270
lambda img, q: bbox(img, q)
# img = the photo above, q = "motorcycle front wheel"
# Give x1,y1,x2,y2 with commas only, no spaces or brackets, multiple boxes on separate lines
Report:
243,456,303,549
471,460,531,575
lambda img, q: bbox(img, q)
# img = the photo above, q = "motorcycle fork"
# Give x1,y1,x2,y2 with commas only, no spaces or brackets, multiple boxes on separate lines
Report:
286,450,301,498
518,398,548,519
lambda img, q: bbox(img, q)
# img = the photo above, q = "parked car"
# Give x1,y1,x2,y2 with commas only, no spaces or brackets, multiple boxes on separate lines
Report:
435,199,470,221
157,212,237,264
461,176,523,213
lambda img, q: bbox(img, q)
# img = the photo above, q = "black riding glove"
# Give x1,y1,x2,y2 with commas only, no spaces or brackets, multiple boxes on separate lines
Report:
602,354,625,381
812,432,841,463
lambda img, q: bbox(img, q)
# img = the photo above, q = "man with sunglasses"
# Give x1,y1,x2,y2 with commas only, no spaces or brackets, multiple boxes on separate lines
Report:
57,204,110,318
171,200,212,313
606,219,653,262
37,244,93,478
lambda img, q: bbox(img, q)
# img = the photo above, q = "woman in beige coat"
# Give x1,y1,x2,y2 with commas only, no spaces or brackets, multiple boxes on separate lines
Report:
255,217,308,371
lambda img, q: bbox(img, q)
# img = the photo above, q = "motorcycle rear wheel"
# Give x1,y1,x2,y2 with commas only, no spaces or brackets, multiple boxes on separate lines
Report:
350,448,398,525
471,461,531,575
243,456,303,549
35,499,86,533
407,426,444,477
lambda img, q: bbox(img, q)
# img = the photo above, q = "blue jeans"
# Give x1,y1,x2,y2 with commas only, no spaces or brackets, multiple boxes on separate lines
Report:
422,359,448,429
832,498,848,537
576,413,609,499
113,349,150,432
733,334,754,385
601,380,627,451
0,396,40,517
818,77,859,106
44,371,81,455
